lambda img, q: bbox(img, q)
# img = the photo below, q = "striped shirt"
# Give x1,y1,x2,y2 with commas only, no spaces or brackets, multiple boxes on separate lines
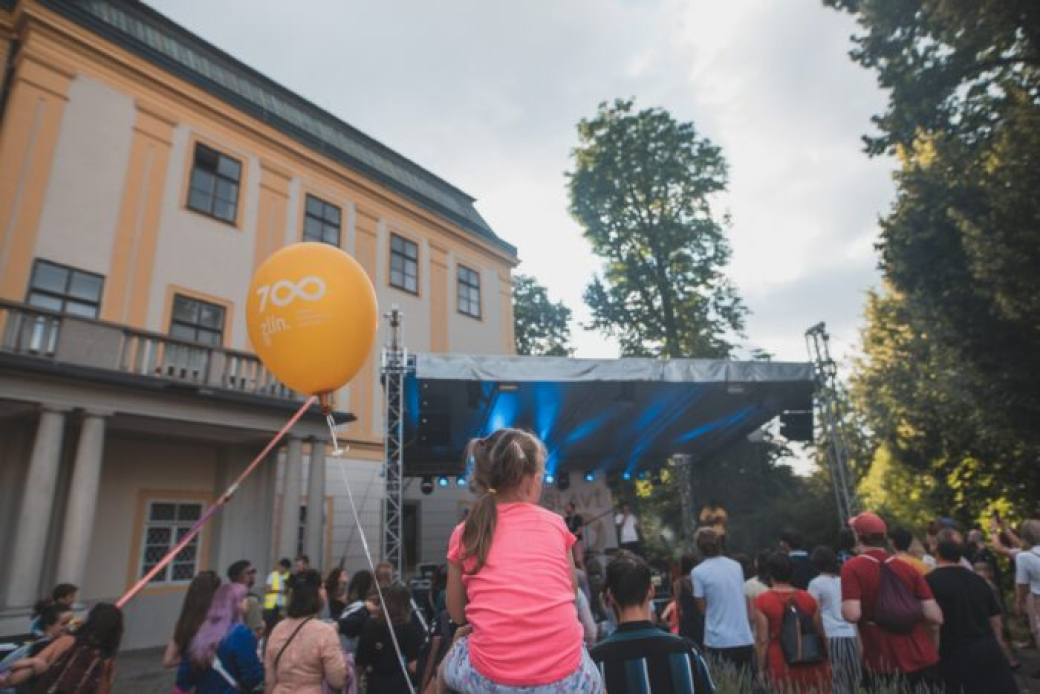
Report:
590,621,715,694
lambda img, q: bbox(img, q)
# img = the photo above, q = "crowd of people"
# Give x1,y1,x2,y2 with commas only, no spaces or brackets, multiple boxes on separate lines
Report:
0,426,1037,693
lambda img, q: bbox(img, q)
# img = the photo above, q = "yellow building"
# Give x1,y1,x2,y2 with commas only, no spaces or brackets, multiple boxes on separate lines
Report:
0,0,516,646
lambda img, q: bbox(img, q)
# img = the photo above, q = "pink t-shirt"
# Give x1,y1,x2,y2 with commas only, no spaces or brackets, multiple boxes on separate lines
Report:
447,502,582,686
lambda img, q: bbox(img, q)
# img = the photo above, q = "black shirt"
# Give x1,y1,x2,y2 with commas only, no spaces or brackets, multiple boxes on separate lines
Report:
789,551,818,590
590,620,716,694
925,565,1000,655
355,619,423,694
566,513,584,539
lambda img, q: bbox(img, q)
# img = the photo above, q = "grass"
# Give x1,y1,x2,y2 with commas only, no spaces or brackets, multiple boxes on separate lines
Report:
705,656,940,694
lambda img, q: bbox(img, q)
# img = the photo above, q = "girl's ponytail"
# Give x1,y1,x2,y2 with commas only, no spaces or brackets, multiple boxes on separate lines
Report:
460,429,544,574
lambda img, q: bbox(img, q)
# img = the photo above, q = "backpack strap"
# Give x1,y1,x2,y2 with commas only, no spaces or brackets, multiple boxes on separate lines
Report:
272,617,314,686
211,654,240,691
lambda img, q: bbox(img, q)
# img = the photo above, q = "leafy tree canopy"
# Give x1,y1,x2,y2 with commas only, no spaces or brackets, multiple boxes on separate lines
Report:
513,273,573,356
829,0,1040,522
567,99,746,358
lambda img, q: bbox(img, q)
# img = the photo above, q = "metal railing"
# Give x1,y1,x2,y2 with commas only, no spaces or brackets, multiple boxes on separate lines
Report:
0,300,294,401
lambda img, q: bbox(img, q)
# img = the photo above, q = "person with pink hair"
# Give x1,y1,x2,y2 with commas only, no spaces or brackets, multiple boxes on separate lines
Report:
176,582,264,693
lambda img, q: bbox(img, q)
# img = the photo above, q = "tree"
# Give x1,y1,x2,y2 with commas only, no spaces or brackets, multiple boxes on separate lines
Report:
512,274,573,356
828,0,1040,520
567,99,746,358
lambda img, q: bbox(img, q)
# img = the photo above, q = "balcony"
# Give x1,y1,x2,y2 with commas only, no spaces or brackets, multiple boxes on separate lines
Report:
0,299,295,401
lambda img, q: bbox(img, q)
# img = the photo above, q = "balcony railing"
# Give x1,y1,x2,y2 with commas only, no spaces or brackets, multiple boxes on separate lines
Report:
0,300,294,401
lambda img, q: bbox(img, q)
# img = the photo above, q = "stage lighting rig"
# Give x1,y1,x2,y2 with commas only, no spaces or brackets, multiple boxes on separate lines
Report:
455,476,466,488
544,472,556,485
420,476,434,495
584,470,595,483
437,476,450,488
622,471,632,481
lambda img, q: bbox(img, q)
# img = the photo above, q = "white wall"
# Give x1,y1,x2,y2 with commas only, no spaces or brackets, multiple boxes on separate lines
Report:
87,435,218,648
148,125,261,349
446,253,505,354
33,76,134,278
324,455,385,575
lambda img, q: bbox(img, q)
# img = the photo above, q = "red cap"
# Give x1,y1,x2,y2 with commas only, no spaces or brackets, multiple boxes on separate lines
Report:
849,511,887,537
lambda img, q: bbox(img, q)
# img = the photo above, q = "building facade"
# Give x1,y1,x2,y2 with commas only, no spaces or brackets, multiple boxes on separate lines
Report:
0,0,516,647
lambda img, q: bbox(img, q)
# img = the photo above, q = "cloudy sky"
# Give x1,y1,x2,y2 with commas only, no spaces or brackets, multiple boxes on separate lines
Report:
149,0,895,364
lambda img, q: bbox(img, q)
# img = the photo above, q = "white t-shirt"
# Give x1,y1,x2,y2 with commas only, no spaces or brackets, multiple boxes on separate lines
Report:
615,513,639,543
1015,547,1040,595
692,556,753,648
744,576,769,601
807,574,856,639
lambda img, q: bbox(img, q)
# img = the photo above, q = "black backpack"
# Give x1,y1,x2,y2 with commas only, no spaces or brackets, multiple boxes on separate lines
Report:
779,593,825,666
31,644,104,694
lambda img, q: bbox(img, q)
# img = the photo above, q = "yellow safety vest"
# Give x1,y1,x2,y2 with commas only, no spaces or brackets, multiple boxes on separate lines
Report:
264,570,288,610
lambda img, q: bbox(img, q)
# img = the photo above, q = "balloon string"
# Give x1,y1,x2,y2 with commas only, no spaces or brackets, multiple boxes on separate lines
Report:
116,395,318,609
326,413,346,456
340,449,416,694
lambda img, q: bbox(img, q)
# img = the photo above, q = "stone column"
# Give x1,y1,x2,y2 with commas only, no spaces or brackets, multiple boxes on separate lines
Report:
304,439,327,567
278,436,304,560
54,412,108,588
6,407,67,606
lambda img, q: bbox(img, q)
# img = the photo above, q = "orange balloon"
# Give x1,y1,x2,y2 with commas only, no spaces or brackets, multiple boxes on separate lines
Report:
246,243,378,396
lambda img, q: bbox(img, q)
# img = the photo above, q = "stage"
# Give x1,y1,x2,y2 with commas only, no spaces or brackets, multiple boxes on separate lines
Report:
398,354,814,477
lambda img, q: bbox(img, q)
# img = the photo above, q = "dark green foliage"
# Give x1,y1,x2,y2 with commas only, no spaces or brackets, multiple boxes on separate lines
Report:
567,99,746,358
828,0,1040,520
512,274,573,356
626,440,840,558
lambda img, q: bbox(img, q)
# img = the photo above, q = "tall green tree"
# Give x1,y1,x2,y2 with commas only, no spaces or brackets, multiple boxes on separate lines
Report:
829,0,1040,519
512,274,573,356
567,99,746,358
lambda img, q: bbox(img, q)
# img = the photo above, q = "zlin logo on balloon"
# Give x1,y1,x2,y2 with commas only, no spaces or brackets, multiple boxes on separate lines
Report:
246,242,378,400
255,276,328,344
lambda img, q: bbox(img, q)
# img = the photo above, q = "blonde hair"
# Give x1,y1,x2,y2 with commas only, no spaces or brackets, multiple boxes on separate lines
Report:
460,429,545,574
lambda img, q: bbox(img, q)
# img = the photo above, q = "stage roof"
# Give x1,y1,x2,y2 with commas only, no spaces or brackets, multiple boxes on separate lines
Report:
402,354,814,476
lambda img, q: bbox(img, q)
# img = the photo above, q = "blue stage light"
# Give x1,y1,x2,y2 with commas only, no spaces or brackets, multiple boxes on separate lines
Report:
437,476,450,488
637,470,649,480
545,473,555,485
455,476,466,487
584,471,595,483
622,471,632,481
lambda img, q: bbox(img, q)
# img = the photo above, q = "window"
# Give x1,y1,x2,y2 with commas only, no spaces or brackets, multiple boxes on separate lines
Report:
187,143,241,224
26,260,104,318
389,234,419,294
139,501,203,584
303,195,341,246
457,265,481,318
170,294,225,346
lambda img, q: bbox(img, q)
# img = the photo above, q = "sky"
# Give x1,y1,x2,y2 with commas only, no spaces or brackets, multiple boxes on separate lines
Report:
148,0,895,366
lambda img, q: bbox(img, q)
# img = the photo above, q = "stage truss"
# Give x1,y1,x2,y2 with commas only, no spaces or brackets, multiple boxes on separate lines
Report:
381,307,412,578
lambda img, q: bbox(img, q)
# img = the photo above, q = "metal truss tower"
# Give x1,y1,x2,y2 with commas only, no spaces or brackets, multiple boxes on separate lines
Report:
805,322,859,526
381,306,411,578
672,454,697,541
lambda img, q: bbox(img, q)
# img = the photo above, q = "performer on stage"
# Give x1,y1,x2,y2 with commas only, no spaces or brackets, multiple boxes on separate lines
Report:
699,499,728,538
615,503,643,556
564,501,586,568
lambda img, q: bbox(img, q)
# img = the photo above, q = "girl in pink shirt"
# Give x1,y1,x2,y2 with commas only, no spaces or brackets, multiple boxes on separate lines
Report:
442,428,603,693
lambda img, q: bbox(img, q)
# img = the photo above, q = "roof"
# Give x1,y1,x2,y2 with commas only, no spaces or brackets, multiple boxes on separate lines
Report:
403,354,815,475
40,0,516,255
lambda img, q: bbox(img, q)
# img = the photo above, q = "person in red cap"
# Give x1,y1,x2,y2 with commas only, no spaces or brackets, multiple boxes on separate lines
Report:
840,511,944,688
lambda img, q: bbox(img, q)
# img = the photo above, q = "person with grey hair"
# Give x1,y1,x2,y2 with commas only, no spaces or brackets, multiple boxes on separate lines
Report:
927,529,1018,694
1015,519,1040,647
